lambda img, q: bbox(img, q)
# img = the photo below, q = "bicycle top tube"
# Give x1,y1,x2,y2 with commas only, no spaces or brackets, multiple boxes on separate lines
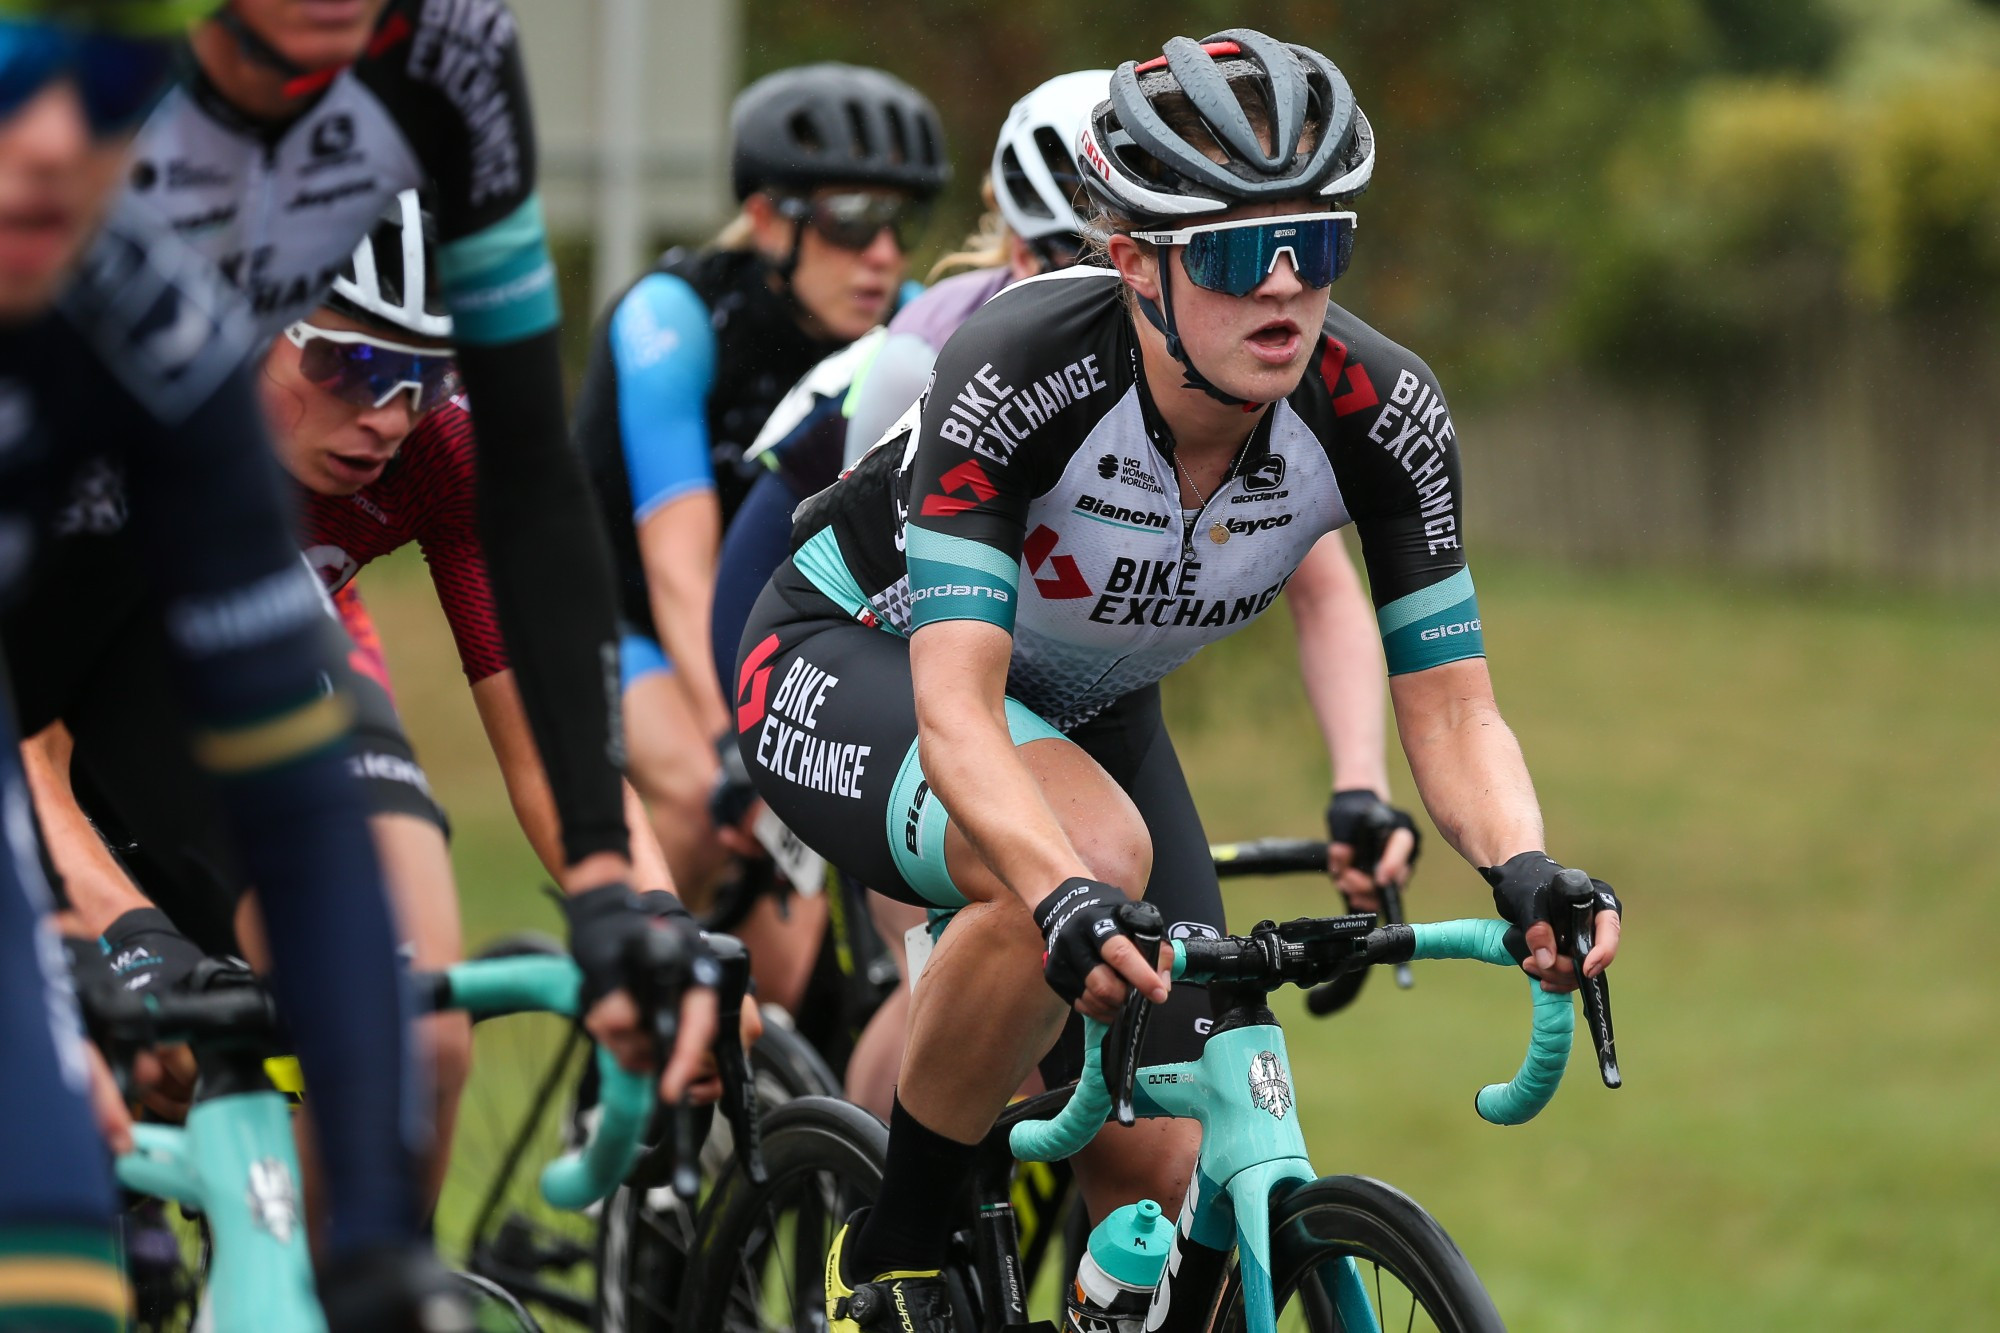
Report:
1009,918,1577,1163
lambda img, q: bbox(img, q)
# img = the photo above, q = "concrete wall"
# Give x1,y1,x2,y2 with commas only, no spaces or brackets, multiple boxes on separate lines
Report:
511,0,738,254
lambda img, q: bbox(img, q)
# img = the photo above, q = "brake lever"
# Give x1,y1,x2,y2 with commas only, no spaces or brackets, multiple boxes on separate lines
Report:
705,935,766,1186
1104,902,1163,1127
1353,807,1414,990
623,928,702,1199
1552,869,1621,1089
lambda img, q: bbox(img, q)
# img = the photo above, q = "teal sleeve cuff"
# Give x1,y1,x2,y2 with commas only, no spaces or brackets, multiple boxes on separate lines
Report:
906,527,1018,633
438,194,561,345
1378,567,1485,675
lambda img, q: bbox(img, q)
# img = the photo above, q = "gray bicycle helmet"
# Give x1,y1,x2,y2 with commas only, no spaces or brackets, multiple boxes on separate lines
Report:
731,64,950,202
326,190,451,341
1078,29,1375,224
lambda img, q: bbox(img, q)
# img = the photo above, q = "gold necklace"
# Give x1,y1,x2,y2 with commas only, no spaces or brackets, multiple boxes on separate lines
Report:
1173,443,1246,548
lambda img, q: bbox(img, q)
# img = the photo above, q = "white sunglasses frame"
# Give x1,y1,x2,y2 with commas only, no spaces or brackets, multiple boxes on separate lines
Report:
282,321,459,412
1126,210,1358,288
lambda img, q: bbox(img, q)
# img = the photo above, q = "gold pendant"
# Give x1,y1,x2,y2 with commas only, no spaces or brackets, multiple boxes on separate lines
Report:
1208,522,1230,545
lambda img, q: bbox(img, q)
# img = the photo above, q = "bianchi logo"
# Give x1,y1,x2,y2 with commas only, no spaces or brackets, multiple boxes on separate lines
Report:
1074,493,1168,530
246,1158,301,1243
1248,1050,1293,1120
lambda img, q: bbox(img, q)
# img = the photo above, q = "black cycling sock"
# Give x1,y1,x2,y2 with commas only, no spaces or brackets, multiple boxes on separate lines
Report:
846,1097,979,1278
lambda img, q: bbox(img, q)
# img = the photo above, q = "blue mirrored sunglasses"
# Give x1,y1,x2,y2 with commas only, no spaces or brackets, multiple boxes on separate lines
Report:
1129,211,1358,297
285,323,461,416
0,17,182,137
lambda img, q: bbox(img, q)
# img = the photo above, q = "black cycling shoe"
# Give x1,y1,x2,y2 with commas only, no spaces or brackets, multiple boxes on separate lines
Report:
317,1245,475,1333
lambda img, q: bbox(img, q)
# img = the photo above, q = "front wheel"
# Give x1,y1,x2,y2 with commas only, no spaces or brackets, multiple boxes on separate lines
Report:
1216,1175,1503,1333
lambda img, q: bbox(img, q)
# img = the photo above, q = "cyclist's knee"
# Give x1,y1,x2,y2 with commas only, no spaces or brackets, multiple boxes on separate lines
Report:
1075,822,1152,903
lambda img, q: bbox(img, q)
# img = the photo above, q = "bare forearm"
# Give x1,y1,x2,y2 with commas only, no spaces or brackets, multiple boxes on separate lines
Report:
638,499,728,737
21,726,153,934
917,705,1087,908
1391,666,1543,867
1290,536,1390,795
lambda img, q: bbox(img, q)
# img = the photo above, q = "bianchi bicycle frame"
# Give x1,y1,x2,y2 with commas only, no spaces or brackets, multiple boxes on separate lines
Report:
1009,918,1575,1333
111,955,653,1333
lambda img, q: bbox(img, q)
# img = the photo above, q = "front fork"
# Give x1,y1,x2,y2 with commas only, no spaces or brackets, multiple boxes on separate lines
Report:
118,1089,324,1333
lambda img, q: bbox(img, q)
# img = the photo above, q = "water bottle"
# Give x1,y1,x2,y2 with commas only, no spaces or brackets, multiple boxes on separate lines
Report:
1065,1198,1174,1333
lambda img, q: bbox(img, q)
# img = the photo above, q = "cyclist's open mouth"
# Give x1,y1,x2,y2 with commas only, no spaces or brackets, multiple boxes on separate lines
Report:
1244,319,1302,365
327,451,389,486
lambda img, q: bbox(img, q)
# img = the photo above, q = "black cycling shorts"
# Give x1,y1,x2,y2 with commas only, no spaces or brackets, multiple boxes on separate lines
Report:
736,562,1227,1083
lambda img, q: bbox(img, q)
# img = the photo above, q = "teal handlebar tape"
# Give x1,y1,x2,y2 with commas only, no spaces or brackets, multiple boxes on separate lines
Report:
1408,919,1574,1125
1010,1014,1113,1162
443,954,582,1019
540,1045,653,1209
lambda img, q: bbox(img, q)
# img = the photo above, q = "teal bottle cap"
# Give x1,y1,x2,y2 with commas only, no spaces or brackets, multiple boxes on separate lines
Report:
1088,1198,1175,1288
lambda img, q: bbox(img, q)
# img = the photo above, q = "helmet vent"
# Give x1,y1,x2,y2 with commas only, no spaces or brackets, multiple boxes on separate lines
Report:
845,101,873,160
787,110,824,155
883,105,909,165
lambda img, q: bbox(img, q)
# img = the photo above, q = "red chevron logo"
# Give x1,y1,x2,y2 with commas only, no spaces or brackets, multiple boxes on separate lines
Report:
921,460,999,517
1320,336,1379,417
736,633,781,732
1023,525,1091,600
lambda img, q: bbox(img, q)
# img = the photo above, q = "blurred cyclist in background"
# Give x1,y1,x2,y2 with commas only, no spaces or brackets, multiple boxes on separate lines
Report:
574,63,947,1009
0,3,448,1326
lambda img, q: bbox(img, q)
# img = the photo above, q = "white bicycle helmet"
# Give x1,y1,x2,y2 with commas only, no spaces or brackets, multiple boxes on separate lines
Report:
991,69,1113,243
327,190,452,341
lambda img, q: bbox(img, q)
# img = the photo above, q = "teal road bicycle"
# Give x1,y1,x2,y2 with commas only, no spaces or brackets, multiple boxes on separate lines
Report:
681,870,1621,1332
86,935,764,1333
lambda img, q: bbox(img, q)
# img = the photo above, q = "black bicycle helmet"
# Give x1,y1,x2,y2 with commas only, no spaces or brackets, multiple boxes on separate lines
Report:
1079,29,1374,225
730,63,950,202
325,190,451,341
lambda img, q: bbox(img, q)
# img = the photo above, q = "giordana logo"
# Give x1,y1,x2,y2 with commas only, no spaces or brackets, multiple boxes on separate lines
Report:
1243,454,1287,491
1418,618,1481,642
310,114,356,159
908,582,1010,604
1169,921,1221,941
1223,513,1294,537
1075,493,1169,531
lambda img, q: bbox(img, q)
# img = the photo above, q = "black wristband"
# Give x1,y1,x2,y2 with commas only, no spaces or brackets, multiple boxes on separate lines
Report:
102,907,207,995
564,883,716,1014
1324,789,1422,873
1033,878,1157,1006
1479,852,1623,956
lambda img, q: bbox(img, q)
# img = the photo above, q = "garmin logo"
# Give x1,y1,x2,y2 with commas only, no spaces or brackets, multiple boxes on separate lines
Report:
1418,619,1481,641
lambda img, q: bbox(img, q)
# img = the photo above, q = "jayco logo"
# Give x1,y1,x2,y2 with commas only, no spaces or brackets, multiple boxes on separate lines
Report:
1223,513,1293,537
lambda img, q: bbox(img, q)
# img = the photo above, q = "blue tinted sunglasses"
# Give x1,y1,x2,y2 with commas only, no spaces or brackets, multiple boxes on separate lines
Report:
0,18,183,138
1129,211,1358,297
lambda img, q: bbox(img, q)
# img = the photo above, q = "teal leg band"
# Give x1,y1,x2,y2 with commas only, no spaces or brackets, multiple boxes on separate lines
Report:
882,699,1066,909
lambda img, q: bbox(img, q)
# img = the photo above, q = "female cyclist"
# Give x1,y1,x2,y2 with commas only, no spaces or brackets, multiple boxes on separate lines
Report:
730,31,1625,1331
574,63,947,1004
719,67,1419,1123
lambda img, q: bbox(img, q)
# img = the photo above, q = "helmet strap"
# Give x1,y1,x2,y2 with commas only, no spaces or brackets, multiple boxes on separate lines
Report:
212,5,313,81
1134,258,1251,408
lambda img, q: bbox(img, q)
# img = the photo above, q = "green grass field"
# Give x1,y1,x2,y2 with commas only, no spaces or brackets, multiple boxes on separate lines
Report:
363,546,2000,1329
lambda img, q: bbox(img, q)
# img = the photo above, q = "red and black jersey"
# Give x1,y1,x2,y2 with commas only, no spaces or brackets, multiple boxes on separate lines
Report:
299,399,508,682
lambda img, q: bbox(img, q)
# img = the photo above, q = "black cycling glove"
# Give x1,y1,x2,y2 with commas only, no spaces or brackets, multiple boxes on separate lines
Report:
1033,879,1162,1006
563,883,714,1013
1324,789,1422,875
101,908,207,995
709,733,758,830
1478,851,1623,958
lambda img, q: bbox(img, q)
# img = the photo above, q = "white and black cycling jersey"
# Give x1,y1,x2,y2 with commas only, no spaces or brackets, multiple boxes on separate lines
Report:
788,267,1483,732
128,0,552,345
